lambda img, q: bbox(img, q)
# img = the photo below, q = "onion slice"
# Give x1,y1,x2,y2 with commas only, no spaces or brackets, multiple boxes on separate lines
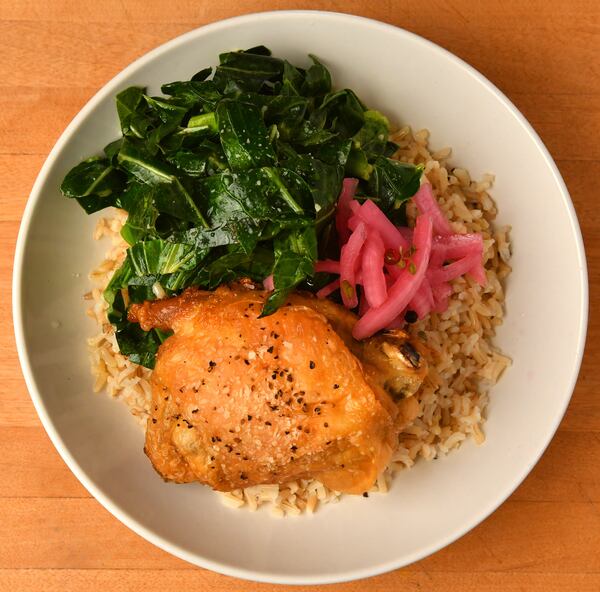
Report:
413,183,453,236
353,214,433,339
336,178,359,245
361,229,387,308
339,221,367,308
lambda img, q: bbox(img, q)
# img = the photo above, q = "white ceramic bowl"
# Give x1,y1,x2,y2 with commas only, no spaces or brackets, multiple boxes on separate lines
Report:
13,11,587,585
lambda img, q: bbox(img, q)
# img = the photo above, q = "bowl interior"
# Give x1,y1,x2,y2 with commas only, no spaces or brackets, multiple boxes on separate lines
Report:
14,11,587,585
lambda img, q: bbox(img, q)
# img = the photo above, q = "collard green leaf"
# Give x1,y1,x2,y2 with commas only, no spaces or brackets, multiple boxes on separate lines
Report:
281,60,305,96
127,239,202,276
244,45,272,56
60,157,125,213
118,183,159,245
301,55,331,96
116,86,154,138
117,138,208,226
281,154,342,225
191,67,212,82
160,80,221,110
216,100,277,171
307,139,352,167
190,245,274,290
143,95,188,126
345,145,373,180
104,139,123,163
319,88,365,136
213,48,284,92
170,225,237,250
186,111,218,133
367,156,424,212
294,118,337,147
194,250,252,288
115,323,166,369
103,258,134,324
262,225,317,316
353,110,390,157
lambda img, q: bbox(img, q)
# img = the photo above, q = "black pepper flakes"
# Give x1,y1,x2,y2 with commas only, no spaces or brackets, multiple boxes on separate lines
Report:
314,407,321,415
152,418,157,424
333,384,339,389
309,361,315,369
265,421,272,426
244,359,250,366
405,310,418,324
324,422,329,428
267,346,274,354
240,472,248,480
247,415,253,421
287,374,293,382
362,492,369,498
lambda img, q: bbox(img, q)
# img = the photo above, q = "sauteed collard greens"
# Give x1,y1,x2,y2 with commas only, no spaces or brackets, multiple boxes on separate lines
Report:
61,46,423,367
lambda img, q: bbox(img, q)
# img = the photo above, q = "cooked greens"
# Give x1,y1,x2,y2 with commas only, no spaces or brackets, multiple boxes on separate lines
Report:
61,46,423,367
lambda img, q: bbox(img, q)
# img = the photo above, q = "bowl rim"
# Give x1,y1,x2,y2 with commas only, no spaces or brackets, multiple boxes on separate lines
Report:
12,9,589,585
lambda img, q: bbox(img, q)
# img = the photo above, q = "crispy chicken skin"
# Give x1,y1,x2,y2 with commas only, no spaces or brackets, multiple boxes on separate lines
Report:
128,284,427,494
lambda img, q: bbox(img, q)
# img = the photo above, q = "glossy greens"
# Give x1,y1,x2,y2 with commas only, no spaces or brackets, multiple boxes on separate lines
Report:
61,46,423,367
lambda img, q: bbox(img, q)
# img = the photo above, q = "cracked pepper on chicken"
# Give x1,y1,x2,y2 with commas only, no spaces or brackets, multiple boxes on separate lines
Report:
128,283,427,494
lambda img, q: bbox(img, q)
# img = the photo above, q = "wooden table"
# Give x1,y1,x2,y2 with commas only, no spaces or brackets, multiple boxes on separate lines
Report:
1,1,599,590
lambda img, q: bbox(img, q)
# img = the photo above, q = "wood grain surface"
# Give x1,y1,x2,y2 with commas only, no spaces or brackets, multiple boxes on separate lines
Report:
1,1,599,590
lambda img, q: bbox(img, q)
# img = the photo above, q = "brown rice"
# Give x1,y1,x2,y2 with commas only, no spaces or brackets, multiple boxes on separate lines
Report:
86,126,511,516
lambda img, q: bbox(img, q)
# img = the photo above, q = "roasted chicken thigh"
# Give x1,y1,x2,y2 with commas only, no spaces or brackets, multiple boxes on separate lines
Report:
129,284,426,494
